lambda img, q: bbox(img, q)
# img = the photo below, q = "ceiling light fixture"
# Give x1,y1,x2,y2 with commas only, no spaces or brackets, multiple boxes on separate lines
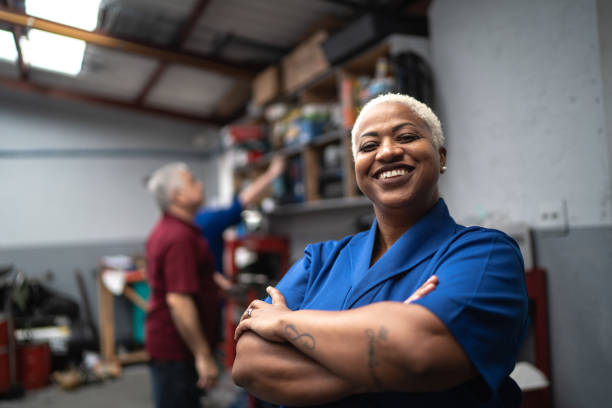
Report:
0,30,18,62
20,0,102,76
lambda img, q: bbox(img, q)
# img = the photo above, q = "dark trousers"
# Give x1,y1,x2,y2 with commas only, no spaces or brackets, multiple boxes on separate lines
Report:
149,359,201,408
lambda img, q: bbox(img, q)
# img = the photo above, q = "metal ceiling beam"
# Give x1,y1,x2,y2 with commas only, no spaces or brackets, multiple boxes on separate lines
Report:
135,0,211,105
173,0,211,48
320,0,429,17
0,6,255,80
11,26,27,79
2,0,27,79
0,76,224,125
134,63,167,104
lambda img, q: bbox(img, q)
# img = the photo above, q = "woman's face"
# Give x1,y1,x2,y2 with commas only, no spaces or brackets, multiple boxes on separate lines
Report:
354,102,446,212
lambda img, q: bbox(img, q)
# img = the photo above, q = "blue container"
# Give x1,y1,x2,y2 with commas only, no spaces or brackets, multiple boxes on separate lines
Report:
131,281,150,344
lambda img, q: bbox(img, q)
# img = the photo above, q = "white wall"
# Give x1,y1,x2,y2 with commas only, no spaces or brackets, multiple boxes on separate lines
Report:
0,87,220,248
431,0,611,228
598,0,612,197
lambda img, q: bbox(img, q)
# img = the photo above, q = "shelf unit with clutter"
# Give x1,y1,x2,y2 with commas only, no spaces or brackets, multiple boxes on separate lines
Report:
221,235,290,369
222,32,434,215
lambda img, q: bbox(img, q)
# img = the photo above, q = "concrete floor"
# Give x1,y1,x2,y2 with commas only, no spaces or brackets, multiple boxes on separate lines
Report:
0,365,246,408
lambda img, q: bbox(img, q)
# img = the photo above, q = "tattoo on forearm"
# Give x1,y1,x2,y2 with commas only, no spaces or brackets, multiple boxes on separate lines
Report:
285,324,316,350
366,327,389,390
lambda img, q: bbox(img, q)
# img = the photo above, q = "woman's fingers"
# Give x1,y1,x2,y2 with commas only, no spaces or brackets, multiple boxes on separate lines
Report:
236,287,288,338
240,299,266,321
266,286,287,306
235,319,249,340
404,275,439,303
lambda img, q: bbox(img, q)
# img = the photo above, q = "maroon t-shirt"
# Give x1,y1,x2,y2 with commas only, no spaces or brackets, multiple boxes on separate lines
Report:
145,213,220,360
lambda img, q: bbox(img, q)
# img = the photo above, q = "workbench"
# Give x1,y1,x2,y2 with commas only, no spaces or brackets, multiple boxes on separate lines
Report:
97,267,149,364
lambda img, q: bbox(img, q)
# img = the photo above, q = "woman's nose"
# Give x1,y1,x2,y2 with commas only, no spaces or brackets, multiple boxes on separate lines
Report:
376,139,403,162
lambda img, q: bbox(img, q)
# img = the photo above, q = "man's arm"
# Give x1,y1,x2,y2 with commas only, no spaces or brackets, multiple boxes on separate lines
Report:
238,155,285,207
213,271,234,292
166,292,218,388
233,332,359,406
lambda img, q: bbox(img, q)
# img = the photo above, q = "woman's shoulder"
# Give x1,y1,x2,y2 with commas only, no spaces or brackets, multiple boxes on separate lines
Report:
453,225,519,246
441,224,524,265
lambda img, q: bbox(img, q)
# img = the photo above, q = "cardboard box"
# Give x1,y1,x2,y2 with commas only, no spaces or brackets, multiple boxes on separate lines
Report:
282,31,331,94
253,65,280,106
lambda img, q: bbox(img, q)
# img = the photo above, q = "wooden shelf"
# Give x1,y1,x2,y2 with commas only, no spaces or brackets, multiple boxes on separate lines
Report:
268,196,371,217
233,129,345,174
311,129,346,147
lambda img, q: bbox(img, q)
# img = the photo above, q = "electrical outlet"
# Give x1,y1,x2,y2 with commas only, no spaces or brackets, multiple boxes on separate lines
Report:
537,200,568,230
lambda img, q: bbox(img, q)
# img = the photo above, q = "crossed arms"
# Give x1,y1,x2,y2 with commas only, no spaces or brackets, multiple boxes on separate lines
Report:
232,277,477,406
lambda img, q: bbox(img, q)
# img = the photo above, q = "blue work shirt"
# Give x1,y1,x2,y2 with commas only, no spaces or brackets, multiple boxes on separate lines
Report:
194,196,243,273
273,199,529,407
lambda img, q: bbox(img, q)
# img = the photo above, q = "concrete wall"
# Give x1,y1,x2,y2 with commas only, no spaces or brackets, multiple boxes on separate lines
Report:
430,0,611,228
533,227,612,408
0,87,220,340
598,0,612,196
429,1,611,406
0,87,220,249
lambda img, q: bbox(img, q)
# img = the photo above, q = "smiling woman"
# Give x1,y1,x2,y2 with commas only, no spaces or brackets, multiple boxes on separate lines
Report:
232,93,529,408
354,98,447,244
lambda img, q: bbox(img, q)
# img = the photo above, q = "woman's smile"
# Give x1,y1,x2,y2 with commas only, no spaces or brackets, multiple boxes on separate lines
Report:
373,165,415,180
372,164,415,189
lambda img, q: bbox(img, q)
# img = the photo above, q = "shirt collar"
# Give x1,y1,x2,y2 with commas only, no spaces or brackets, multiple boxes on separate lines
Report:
162,211,201,234
346,198,456,308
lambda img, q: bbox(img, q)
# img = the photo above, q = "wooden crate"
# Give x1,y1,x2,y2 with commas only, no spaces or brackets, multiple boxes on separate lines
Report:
252,65,280,106
282,31,331,94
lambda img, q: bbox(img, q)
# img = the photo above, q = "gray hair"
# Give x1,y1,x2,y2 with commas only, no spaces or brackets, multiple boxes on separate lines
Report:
147,162,188,210
351,93,444,160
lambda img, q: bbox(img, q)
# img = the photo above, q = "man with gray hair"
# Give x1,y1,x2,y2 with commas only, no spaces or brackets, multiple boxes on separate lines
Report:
145,162,219,408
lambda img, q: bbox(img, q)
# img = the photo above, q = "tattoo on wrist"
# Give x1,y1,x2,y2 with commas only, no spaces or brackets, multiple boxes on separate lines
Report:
285,324,316,350
366,326,388,390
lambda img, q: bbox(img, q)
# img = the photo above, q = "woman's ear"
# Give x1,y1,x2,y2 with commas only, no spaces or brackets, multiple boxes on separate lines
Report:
439,147,447,165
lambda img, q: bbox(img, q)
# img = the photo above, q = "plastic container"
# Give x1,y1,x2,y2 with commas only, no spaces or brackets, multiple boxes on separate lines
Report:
17,342,51,390
131,281,150,344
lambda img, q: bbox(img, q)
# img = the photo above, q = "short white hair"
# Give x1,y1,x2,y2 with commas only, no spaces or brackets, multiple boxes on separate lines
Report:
351,93,444,160
147,162,188,210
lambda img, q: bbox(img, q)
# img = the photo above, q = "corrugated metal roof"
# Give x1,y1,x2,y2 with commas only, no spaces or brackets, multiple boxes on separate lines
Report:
185,0,352,54
0,0,430,123
100,0,198,46
145,64,235,115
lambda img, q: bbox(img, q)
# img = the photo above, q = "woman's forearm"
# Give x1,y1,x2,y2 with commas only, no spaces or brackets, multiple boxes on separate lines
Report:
276,302,475,393
232,332,360,406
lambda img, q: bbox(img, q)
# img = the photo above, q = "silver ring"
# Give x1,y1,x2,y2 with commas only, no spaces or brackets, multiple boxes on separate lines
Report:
247,308,253,318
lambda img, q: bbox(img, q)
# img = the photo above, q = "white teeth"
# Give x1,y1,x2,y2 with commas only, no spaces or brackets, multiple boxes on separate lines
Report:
379,168,408,179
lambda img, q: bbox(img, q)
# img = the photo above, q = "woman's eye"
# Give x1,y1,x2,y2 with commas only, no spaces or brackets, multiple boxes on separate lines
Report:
397,133,420,143
359,142,377,152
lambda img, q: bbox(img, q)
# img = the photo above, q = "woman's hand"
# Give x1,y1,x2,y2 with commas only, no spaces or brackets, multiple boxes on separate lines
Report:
235,286,291,342
404,275,438,303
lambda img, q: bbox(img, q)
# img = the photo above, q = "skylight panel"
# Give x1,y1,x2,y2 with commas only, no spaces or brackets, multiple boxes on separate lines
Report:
20,30,86,76
0,30,18,62
25,0,102,31
19,0,102,76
